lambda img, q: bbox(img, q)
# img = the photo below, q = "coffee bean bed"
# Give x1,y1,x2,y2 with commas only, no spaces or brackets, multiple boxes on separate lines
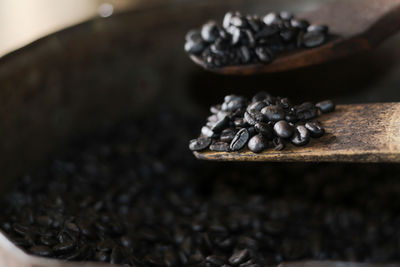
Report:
189,92,334,153
185,11,329,68
1,109,400,266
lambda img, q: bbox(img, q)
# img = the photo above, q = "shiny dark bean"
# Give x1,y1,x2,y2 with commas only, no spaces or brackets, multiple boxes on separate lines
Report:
229,249,249,265
211,116,230,133
263,13,280,25
255,47,274,63
302,30,327,48
239,46,251,63
30,245,53,257
291,125,310,146
53,240,75,252
273,120,294,139
261,105,285,121
230,128,250,151
305,121,325,138
247,101,266,112
210,142,230,152
315,100,335,113
184,40,206,54
220,128,238,143
248,134,268,153
308,24,329,33
201,21,220,42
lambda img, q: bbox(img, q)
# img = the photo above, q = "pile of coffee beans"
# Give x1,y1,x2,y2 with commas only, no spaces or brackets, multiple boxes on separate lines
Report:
185,11,329,68
189,92,335,153
1,109,400,266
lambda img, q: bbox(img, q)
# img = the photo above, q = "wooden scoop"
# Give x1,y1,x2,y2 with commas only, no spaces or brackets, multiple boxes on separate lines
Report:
194,103,400,163
190,0,400,75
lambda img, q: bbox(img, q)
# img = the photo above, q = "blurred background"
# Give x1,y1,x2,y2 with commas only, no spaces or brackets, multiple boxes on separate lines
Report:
0,0,140,56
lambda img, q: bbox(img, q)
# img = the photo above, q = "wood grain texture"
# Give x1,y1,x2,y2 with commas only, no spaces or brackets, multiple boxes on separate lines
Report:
195,0,400,74
194,103,400,163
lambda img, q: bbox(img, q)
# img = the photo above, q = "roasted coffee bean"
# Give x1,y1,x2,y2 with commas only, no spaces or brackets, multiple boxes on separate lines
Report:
189,137,212,151
95,251,109,262
302,30,327,48
255,47,274,63
229,249,249,265
248,134,268,153
211,116,230,133
261,105,285,121
244,110,264,126
206,255,226,266
291,125,310,146
210,142,230,152
53,240,75,253
201,21,220,43
230,128,250,151
316,100,335,113
247,101,266,112
273,120,294,139
305,121,325,138
30,245,53,257
308,24,329,33
185,11,329,67
220,128,238,143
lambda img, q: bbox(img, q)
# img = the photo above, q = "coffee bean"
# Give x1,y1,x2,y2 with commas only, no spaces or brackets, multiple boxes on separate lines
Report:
302,30,327,48
305,121,325,138
290,19,309,30
229,249,249,265
291,125,310,146
261,105,285,121
210,142,230,152
53,240,75,253
185,40,206,54
201,21,220,43
189,137,212,151
255,47,274,63
211,116,230,133
248,134,268,153
220,128,238,143
273,120,294,139
206,255,226,266
223,12,233,29
95,251,109,262
307,24,329,33
230,128,250,151
263,12,280,25
30,245,53,257
316,100,335,113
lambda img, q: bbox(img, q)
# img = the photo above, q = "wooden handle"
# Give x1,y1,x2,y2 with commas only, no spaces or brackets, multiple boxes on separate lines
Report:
194,103,400,163
304,0,400,46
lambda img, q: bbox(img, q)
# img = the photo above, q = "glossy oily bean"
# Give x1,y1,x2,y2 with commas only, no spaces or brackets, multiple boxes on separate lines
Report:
273,120,294,139
185,11,329,68
261,105,285,121
316,100,335,113
201,21,220,42
291,125,310,146
211,116,230,133
229,249,249,265
220,128,237,143
230,128,250,151
272,137,286,151
305,121,325,138
210,142,230,152
189,137,212,151
248,134,268,153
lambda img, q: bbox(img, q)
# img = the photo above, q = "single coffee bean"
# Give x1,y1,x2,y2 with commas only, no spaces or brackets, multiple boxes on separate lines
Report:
220,128,238,143
307,24,329,33
230,128,250,151
201,21,220,42
305,121,325,138
234,118,248,127
263,12,280,25
53,240,75,252
280,11,293,20
211,116,230,133
290,19,309,30
248,134,268,153
315,100,335,113
189,137,212,151
184,40,206,54
210,142,230,152
229,249,249,265
239,46,251,63
254,122,274,139
291,125,310,146
274,120,294,139
247,101,266,112
261,105,285,121
255,47,274,63
223,12,233,29
302,30,327,48
206,255,226,266
30,245,53,257
95,251,109,262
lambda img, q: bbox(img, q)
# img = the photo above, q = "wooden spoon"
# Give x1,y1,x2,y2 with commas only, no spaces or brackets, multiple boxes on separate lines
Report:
193,102,400,163
190,0,400,75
